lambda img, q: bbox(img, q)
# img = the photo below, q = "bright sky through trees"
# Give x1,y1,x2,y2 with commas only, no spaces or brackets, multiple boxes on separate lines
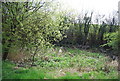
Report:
58,0,119,16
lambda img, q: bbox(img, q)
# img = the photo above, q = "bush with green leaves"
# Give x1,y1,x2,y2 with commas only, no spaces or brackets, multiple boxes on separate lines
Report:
2,1,69,64
102,30,120,51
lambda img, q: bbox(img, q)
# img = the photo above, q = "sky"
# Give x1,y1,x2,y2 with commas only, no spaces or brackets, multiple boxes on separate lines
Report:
58,0,120,17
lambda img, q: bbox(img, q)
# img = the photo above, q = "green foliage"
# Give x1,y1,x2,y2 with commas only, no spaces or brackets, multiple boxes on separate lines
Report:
2,1,119,79
102,31,119,50
2,1,69,62
59,11,119,49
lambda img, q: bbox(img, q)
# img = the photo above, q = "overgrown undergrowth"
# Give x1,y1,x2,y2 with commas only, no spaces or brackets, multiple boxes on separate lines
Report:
2,47,118,79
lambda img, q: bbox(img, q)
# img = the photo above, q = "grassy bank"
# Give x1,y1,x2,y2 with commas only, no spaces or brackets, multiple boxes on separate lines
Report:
2,47,118,79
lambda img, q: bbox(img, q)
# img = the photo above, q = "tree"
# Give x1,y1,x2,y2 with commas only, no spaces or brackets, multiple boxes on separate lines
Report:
2,0,68,63
83,12,93,45
98,21,107,45
2,1,47,60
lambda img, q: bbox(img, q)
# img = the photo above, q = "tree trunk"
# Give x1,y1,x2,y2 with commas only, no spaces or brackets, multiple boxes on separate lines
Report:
2,47,9,60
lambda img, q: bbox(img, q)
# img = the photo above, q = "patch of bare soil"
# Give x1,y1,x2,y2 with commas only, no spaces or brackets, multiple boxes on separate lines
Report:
48,67,96,78
106,60,118,70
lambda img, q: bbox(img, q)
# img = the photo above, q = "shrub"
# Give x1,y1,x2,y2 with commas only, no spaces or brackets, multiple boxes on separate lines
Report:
102,31,120,51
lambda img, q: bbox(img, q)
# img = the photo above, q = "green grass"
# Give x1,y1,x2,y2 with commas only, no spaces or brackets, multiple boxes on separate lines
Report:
58,72,81,79
2,62,53,79
2,47,118,79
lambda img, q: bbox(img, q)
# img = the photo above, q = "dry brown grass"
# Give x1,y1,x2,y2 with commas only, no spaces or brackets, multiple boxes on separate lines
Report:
7,49,30,63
